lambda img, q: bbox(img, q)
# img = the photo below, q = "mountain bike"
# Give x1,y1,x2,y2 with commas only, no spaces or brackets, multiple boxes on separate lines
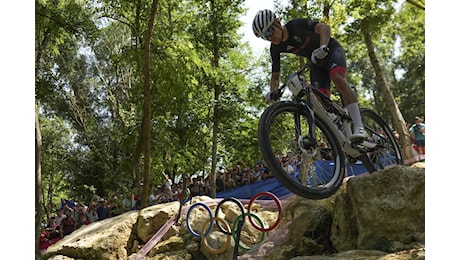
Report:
258,61,403,200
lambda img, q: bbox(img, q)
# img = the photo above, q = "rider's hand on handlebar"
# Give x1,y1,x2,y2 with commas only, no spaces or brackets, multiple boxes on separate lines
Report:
311,45,329,64
265,90,281,103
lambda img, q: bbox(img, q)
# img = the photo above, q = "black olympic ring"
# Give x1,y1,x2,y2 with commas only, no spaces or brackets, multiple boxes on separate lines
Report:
184,193,283,254
214,197,246,235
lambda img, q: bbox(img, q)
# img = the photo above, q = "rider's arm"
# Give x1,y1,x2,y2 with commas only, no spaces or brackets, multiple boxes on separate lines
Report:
314,22,331,47
270,45,281,92
270,72,280,91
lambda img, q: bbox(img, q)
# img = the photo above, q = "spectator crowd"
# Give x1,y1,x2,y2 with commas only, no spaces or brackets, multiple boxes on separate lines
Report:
39,155,301,252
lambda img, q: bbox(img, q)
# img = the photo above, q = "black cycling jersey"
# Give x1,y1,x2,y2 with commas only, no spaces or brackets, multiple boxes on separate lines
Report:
270,18,347,91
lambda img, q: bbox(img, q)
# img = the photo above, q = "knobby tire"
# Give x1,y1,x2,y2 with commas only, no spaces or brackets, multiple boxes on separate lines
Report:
258,101,345,200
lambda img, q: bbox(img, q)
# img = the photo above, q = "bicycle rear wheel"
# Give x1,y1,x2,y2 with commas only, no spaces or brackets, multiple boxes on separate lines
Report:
358,108,403,172
258,102,345,200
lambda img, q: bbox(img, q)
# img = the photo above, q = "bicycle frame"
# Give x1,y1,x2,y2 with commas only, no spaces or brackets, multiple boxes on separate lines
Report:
303,86,363,158
279,61,374,159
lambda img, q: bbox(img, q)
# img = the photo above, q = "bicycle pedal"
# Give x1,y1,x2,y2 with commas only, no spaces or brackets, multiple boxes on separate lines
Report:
351,140,377,150
350,138,365,145
361,141,377,148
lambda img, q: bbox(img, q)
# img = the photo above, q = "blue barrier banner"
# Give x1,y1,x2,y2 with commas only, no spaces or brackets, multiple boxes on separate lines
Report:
216,162,368,199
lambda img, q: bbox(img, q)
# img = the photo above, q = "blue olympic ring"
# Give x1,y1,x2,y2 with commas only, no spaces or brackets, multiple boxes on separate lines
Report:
185,202,213,238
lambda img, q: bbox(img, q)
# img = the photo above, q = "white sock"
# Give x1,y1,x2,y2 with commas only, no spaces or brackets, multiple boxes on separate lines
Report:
347,103,363,131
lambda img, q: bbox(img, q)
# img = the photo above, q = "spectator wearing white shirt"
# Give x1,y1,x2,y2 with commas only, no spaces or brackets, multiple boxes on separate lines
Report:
162,171,174,201
250,165,263,183
281,157,295,174
54,208,67,226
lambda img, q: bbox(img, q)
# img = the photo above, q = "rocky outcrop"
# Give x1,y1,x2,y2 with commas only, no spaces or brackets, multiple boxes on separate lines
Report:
41,164,425,260
331,166,425,252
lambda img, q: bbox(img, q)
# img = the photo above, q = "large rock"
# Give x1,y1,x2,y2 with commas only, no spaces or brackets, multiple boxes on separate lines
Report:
242,165,424,259
40,165,425,260
331,166,425,252
136,203,180,243
42,211,139,260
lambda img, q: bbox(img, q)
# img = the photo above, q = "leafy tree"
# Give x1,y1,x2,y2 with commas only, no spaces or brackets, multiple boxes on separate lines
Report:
185,0,247,197
392,2,425,121
344,0,420,159
35,0,97,255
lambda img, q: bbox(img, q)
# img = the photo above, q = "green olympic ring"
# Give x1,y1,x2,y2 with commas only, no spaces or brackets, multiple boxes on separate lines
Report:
185,193,282,254
231,212,266,251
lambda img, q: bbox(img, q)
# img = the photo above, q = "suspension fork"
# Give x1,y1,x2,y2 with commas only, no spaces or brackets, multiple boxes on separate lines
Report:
296,88,317,149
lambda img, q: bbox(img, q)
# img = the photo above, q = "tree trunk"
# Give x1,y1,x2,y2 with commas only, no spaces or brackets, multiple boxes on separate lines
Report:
210,84,219,198
407,0,425,10
35,109,43,259
133,119,144,193
35,26,48,257
362,24,413,161
209,0,219,199
140,0,160,208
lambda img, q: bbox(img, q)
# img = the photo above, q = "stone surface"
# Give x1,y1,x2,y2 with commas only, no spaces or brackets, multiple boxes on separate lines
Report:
41,165,425,260
331,166,425,252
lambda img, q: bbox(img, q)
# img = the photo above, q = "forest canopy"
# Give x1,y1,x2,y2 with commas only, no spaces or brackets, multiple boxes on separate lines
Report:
34,0,424,218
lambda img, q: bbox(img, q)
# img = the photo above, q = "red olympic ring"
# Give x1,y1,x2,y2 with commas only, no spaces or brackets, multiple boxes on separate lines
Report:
184,193,283,253
247,191,282,232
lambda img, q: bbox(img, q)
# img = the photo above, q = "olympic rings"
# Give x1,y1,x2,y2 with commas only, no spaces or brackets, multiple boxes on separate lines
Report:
200,217,231,254
214,197,246,235
231,212,266,251
186,202,213,238
184,193,283,254
247,191,282,232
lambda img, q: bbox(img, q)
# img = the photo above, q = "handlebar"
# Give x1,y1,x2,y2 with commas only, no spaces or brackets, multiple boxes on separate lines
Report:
273,45,330,97
272,60,313,99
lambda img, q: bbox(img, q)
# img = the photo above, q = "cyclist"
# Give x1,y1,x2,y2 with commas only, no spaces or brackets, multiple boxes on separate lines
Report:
252,9,368,140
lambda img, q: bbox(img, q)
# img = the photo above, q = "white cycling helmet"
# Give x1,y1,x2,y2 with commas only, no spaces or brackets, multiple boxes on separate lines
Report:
252,9,276,38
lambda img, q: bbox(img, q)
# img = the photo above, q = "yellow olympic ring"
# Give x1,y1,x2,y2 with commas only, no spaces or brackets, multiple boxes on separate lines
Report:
200,217,231,254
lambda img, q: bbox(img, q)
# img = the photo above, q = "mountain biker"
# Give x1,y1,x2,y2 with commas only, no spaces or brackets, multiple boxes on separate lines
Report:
252,9,368,140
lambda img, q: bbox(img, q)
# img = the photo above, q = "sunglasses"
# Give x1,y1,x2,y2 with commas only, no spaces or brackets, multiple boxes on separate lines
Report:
262,25,275,40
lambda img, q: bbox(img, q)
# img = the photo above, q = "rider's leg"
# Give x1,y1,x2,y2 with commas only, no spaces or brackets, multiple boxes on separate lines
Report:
330,69,368,139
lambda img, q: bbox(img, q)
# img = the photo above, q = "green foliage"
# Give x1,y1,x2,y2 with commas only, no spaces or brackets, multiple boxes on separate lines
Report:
391,2,425,120
36,0,424,213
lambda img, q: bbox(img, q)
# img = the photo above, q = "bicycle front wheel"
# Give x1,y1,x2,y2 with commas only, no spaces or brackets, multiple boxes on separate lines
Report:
258,102,345,200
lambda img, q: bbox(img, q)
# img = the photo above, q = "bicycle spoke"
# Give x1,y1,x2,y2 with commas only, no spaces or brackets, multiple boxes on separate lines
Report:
359,108,403,172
